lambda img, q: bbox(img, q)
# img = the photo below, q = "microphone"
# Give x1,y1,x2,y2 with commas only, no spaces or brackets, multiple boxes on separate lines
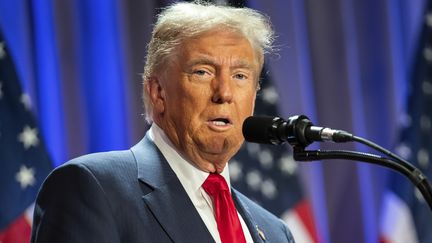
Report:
242,115,353,147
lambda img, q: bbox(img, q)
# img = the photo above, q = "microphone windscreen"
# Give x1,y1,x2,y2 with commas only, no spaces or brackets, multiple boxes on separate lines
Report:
242,116,275,144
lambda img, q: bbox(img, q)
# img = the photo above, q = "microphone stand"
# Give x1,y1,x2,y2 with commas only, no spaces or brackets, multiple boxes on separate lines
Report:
293,146,432,210
243,114,432,209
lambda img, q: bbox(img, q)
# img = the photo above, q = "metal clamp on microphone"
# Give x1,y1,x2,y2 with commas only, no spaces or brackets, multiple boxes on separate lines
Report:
242,115,353,148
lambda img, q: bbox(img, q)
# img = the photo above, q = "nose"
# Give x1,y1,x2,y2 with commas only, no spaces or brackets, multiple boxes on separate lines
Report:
211,72,233,104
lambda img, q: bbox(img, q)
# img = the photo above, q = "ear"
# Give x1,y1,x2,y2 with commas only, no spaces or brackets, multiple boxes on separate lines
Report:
146,77,166,116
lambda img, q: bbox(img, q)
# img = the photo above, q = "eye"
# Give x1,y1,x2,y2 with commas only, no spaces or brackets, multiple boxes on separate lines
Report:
190,68,214,82
233,73,248,80
194,69,208,76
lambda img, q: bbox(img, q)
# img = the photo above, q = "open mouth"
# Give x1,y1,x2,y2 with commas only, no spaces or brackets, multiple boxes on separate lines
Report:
209,117,232,127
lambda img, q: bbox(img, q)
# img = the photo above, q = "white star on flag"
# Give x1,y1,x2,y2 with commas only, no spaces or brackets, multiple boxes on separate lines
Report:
20,93,32,110
423,80,432,95
246,170,263,191
18,125,39,149
426,12,432,28
261,86,279,105
261,179,277,199
423,46,432,62
229,160,243,181
258,149,274,169
246,142,260,156
417,148,430,169
15,165,36,189
0,42,5,59
279,155,298,176
395,143,412,160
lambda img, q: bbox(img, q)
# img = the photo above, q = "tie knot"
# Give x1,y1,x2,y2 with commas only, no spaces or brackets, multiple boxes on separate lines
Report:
202,173,229,195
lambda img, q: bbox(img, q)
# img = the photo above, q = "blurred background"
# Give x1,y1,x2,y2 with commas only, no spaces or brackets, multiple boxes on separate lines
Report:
1,0,431,242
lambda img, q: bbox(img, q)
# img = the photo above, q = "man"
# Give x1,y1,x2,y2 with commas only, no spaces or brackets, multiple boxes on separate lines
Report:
31,2,295,243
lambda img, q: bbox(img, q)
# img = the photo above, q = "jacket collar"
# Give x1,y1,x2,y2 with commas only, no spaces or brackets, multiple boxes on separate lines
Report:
131,135,215,242
232,189,266,243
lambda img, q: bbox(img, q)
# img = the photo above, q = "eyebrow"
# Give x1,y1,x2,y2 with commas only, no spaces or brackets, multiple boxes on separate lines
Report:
186,56,256,70
186,57,216,67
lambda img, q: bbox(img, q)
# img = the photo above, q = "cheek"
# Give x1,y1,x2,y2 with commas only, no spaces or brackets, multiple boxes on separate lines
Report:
179,85,212,113
239,91,257,114
167,86,208,124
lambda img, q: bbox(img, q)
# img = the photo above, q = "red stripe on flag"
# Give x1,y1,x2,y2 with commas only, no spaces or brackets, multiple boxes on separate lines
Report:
294,200,320,243
379,236,390,243
0,214,31,243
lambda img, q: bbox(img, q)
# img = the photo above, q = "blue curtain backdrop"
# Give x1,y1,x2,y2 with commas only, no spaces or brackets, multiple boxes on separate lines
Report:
0,0,428,242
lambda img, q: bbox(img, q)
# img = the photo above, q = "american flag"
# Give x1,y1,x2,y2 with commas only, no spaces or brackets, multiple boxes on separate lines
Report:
0,32,52,242
380,3,432,243
230,68,319,243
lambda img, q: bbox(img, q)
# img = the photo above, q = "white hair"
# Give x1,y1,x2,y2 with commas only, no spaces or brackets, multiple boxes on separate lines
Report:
143,1,275,123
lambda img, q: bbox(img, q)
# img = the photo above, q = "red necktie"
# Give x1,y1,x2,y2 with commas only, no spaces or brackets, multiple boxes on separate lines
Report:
202,173,247,243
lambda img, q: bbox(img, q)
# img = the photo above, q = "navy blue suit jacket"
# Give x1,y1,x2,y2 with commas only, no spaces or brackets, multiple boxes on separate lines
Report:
31,135,295,242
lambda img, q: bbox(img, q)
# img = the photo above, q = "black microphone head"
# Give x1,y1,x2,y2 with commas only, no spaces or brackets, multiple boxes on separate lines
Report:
243,116,283,144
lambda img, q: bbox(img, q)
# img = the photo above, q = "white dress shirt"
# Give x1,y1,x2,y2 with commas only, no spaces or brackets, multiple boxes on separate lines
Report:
148,124,253,243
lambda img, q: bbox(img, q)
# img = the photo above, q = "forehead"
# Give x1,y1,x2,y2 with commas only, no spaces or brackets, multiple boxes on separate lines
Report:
176,30,262,70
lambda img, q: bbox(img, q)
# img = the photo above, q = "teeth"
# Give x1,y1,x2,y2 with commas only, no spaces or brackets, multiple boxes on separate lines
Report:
212,121,227,126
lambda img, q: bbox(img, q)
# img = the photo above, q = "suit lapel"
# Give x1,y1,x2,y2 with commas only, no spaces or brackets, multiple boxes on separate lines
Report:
131,136,214,243
232,189,266,243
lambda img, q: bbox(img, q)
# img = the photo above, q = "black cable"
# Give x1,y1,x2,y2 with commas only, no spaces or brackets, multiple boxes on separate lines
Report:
351,135,411,165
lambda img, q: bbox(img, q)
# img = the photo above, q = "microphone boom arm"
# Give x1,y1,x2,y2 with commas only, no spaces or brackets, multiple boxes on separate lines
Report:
293,147,432,210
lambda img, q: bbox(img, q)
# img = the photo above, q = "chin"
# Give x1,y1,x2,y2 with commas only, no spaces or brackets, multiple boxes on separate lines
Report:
196,135,242,161
210,136,241,153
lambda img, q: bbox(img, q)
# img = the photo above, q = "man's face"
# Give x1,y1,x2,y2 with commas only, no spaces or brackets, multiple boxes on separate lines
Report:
150,30,261,173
